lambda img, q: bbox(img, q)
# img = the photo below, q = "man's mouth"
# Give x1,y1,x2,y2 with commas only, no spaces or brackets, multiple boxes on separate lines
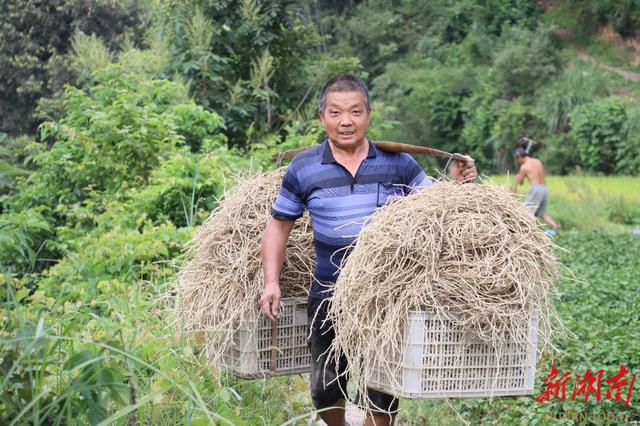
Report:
339,131,354,137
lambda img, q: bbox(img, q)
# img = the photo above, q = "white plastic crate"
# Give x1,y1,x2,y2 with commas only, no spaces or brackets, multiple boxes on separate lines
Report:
367,310,539,399
216,297,311,378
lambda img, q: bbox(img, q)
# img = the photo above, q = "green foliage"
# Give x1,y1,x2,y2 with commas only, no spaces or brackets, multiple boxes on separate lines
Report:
493,27,561,99
606,197,640,225
460,88,501,172
536,134,579,176
70,31,115,86
0,133,29,195
570,97,628,174
11,65,223,219
618,108,640,176
326,4,405,77
552,0,640,38
160,0,320,147
537,61,611,134
324,0,543,77
130,147,246,227
373,61,474,155
1,64,244,276
40,223,189,306
251,121,325,170
0,0,148,136
0,210,51,273
489,99,546,171
3,2,640,424
329,1,570,173
0,135,37,179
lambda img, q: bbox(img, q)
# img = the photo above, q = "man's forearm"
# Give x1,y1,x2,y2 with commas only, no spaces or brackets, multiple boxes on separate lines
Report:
262,218,295,287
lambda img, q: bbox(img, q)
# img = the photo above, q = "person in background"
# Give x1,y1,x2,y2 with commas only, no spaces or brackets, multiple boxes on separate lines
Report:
514,147,559,231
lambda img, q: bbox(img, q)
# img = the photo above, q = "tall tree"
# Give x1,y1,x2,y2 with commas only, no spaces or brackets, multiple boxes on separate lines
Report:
0,0,147,136
161,0,320,148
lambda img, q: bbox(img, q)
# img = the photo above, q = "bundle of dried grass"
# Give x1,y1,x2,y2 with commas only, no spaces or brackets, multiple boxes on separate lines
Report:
327,181,559,406
177,168,314,365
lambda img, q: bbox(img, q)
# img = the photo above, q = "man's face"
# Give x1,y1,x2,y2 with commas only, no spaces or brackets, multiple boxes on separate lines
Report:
319,90,370,150
516,156,525,165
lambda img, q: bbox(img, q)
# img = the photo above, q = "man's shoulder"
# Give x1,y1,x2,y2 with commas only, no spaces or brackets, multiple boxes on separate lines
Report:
525,157,544,171
375,147,416,165
289,143,324,166
286,144,325,177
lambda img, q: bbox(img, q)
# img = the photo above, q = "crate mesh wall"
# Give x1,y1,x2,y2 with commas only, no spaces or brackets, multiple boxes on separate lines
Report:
367,310,539,399
217,297,311,378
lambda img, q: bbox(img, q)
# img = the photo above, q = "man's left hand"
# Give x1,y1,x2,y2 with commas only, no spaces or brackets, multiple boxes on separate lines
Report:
451,155,477,183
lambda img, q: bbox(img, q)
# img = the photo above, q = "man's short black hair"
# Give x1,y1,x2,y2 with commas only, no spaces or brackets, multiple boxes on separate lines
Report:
514,147,527,158
318,75,371,113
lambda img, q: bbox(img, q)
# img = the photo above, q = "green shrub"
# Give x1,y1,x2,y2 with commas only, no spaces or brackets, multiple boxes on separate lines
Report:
12,66,192,215
161,0,320,147
2,65,237,274
373,60,475,158
493,27,561,99
39,222,190,306
130,147,246,227
618,108,640,176
606,197,640,225
536,61,611,134
570,97,627,174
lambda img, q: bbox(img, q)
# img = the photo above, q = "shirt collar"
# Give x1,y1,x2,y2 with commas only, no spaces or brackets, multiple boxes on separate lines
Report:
320,139,377,164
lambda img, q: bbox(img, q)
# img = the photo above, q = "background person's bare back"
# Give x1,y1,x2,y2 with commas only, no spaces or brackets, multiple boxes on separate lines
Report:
522,157,546,185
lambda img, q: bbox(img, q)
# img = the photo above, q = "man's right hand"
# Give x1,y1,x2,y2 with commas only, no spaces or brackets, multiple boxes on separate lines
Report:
260,283,281,321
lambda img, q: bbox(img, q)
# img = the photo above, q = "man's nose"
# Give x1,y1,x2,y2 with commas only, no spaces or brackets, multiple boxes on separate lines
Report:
339,115,354,126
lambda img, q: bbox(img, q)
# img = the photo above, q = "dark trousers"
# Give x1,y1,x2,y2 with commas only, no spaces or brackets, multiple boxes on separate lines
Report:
307,296,399,414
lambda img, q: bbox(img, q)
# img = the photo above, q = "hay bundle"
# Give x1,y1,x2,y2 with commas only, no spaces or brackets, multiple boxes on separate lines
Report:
177,168,314,365
327,181,559,402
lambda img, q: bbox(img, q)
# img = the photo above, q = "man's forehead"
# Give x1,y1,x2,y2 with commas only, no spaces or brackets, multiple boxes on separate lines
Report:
325,90,366,107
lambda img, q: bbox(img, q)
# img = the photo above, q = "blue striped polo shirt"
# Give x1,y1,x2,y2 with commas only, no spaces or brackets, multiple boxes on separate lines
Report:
272,140,432,299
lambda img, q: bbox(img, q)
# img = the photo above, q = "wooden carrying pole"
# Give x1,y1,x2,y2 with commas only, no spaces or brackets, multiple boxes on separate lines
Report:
272,140,474,166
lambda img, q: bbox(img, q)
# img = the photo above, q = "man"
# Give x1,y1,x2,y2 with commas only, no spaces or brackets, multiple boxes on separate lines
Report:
260,75,476,426
514,147,559,230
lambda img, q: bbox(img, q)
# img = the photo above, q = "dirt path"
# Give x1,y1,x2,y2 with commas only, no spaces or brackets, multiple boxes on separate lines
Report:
574,47,640,82
553,27,640,82
311,402,366,425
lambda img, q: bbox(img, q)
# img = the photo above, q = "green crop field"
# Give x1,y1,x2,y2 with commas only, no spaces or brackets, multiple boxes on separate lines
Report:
487,175,640,232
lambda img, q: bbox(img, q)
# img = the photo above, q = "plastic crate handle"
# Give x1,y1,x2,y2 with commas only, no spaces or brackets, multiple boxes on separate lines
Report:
270,319,278,373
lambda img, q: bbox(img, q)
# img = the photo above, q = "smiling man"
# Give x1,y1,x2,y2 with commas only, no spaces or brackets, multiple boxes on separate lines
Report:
260,75,476,425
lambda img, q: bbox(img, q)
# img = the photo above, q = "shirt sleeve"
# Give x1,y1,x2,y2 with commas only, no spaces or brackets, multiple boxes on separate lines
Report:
401,153,432,193
271,166,305,220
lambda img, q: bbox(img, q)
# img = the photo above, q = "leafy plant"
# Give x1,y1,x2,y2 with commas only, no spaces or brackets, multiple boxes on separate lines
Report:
160,0,320,147
0,210,52,273
570,97,627,174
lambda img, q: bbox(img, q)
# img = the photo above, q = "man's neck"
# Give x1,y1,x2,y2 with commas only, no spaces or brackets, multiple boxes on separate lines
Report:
328,139,369,177
328,138,369,160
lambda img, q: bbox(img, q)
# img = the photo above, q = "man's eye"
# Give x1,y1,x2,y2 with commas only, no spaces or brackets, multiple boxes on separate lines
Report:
353,110,361,115
329,111,339,116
